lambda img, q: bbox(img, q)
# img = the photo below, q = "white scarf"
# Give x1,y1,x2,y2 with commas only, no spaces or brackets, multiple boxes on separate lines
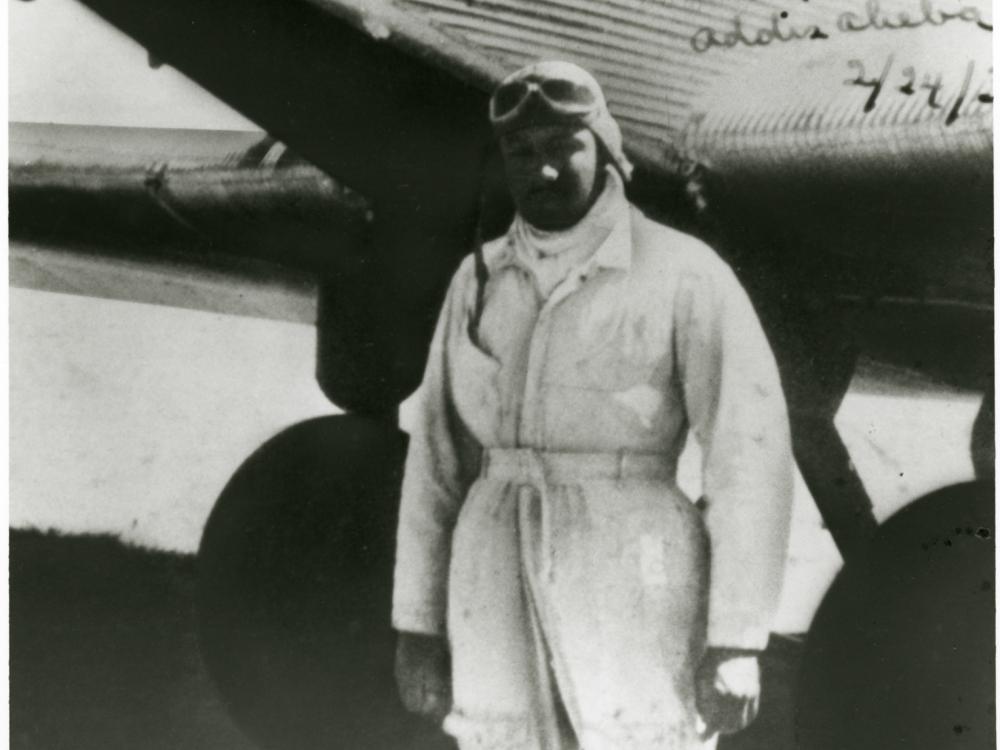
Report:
510,166,628,298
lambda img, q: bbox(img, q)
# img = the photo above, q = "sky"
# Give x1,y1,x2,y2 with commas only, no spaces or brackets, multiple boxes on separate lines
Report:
9,0,257,130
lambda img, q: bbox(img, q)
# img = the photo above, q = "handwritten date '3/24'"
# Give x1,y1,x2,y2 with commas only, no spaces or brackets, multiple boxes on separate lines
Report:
845,57,993,124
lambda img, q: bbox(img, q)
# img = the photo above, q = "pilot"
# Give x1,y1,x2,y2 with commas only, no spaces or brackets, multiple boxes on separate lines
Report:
392,60,794,750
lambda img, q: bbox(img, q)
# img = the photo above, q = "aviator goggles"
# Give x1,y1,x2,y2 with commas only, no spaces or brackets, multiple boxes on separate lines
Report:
489,77,600,127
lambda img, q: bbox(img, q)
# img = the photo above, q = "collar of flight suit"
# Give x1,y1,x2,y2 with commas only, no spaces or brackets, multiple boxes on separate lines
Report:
482,202,635,280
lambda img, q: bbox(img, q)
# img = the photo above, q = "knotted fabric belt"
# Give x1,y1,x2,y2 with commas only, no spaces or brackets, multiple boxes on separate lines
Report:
480,447,674,483
478,448,674,582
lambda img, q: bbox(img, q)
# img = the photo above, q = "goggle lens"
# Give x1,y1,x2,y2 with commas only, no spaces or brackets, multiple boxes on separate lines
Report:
491,77,598,121
539,79,595,107
492,81,531,119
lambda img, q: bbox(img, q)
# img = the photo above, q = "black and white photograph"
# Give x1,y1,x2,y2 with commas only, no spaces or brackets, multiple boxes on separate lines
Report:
7,0,995,748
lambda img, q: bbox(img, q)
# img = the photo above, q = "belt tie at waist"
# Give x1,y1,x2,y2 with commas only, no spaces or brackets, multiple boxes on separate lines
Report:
479,448,673,581
480,448,674,483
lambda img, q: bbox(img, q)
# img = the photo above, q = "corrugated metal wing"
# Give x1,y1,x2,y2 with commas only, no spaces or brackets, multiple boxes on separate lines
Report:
321,0,993,175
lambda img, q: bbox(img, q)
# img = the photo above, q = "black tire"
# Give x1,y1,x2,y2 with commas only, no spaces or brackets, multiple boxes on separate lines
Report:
197,414,452,750
796,481,994,750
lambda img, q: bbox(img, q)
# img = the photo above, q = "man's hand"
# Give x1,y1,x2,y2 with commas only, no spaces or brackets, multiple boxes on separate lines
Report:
694,647,761,737
395,632,452,723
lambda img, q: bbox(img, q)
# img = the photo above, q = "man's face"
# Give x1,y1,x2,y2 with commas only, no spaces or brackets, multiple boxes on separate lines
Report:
499,125,603,231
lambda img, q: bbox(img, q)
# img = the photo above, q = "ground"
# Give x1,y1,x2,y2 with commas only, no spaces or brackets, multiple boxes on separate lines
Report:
10,530,250,750
10,529,801,750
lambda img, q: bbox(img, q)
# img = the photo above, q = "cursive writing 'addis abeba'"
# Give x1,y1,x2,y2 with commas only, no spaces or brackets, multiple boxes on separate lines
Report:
690,0,991,53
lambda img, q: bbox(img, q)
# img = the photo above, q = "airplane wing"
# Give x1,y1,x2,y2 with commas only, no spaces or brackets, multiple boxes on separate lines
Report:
64,0,990,307
342,0,992,171
326,0,994,307
10,122,370,322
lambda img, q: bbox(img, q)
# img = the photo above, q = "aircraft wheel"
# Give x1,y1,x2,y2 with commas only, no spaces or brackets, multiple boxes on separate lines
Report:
197,414,452,750
796,480,994,750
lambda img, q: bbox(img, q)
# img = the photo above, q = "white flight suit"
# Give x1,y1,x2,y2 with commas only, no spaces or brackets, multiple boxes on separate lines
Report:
392,175,794,749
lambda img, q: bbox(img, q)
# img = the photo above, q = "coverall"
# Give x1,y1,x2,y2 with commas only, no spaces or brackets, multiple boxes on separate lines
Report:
392,191,794,749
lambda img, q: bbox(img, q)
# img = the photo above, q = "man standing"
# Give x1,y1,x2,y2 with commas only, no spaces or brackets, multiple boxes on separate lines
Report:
392,61,793,749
